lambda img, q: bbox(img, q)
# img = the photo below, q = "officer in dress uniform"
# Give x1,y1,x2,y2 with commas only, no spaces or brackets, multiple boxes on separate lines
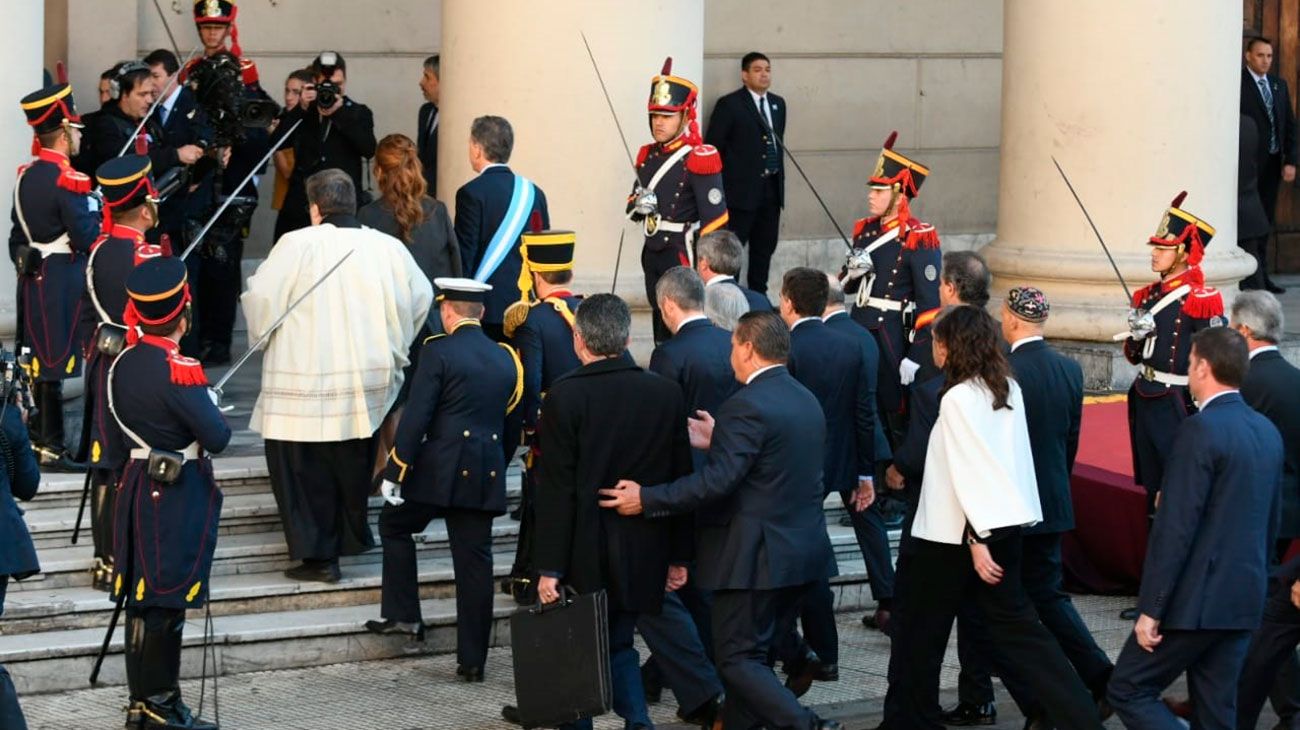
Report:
78,155,169,592
1122,192,1224,513
111,256,230,729
840,132,941,445
368,278,523,683
9,81,99,468
500,223,581,594
627,58,730,344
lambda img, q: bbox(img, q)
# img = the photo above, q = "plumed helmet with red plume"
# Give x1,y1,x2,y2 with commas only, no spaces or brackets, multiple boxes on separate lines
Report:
1148,191,1215,266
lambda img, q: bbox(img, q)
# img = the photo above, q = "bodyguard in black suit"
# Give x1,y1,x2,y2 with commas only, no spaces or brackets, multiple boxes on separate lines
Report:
1238,555,1300,728
454,116,549,339
697,230,772,312
601,310,842,730
705,52,785,294
1108,327,1284,730
1242,36,1297,294
417,55,439,194
1240,114,1275,291
534,294,694,730
370,279,523,681
0,389,41,730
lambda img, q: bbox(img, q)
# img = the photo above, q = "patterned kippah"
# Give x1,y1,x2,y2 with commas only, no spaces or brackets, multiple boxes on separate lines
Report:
1006,286,1049,323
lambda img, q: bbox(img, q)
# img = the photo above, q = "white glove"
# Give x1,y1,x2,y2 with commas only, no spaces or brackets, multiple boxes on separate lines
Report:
207,387,221,406
632,186,658,217
899,357,921,386
381,479,405,506
843,266,869,283
1127,308,1156,340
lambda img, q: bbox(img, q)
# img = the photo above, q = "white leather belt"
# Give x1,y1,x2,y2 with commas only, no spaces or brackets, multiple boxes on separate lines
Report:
864,296,907,312
30,234,73,258
130,442,201,461
1139,367,1188,387
643,217,690,235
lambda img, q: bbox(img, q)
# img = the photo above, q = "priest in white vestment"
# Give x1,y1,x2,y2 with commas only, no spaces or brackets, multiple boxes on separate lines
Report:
242,169,433,583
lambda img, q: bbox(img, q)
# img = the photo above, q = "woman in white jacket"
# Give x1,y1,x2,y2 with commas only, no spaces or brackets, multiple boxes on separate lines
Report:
882,305,1102,730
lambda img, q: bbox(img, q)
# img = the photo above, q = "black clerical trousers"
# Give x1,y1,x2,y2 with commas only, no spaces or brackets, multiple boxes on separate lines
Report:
378,502,495,669
265,438,376,562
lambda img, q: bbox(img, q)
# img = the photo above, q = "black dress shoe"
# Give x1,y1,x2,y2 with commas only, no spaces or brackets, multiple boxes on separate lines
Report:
641,661,663,704
940,701,997,726
1119,606,1140,620
284,560,341,584
813,662,839,681
783,650,822,698
501,704,522,725
364,619,425,641
862,608,893,633
679,693,723,728
456,664,485,682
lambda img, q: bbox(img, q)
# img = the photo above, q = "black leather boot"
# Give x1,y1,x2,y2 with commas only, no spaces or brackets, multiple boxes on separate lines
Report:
130,609,217,729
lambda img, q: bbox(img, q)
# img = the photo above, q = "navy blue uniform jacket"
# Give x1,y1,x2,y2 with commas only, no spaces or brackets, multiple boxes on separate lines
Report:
512,293,581,432
648,317,738,468
0,405,42,580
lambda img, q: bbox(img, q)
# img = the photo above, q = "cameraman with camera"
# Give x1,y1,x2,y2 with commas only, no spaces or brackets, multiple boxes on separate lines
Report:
276,51,377,237
0,346,44,730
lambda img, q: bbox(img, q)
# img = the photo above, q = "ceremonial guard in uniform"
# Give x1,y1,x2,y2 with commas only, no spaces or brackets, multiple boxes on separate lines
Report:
111,257,230,729
9,81,99,467
1122,192,1224,512
79,155,168,592
841,132,941,443
368,279,522,683
627,58,730,343
501,223,581,597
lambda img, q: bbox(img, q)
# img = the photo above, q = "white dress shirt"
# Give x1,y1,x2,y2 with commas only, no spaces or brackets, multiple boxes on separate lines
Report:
1249,344,1279,360
748,88,774,128
1009,335,1044,353
746,364,782,384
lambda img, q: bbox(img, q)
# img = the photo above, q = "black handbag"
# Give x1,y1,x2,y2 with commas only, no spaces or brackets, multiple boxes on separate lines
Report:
509,588,611,729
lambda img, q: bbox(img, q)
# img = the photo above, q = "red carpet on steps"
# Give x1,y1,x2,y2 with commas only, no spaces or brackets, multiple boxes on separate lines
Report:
1062,397,1148,594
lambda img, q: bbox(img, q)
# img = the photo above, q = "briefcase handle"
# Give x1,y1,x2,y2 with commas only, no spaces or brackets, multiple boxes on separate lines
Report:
529,585,578,615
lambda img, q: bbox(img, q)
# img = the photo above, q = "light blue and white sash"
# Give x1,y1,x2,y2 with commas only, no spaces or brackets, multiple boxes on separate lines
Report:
473,175,536,282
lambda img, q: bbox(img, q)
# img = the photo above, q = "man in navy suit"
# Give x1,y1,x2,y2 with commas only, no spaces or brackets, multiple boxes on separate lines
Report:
778,267,875,694
453,115,549,340
601,310,843,730
1242,36,1296,294
823,273,897,632
0,384,41,730
705,52,785,295
1108,327,1284,729
416,55,439,195
697,230,772,312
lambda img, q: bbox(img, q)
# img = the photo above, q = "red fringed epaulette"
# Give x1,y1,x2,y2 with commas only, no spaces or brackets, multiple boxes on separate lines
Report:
1131,281,1158,308
1181,286,1224,320
56,168,91,195
168,353,209,387
852,217,876,238
240,58,259,86
686,144,723,176
16,162,34,176
635,143,652,167
902,221,940,250
90,233,111,253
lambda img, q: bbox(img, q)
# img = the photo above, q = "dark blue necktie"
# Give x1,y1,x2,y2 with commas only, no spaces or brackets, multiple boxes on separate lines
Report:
760,96,779,174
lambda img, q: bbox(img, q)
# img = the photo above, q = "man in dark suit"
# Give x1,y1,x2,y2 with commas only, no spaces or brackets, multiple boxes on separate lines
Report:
705,52,785,295
1108,327,1284,729
697,230,772,311
600,310,842,730
454,115,549,340
144,49,215,244
823,273,897,633
1241,114,1275,291
367,278,523,683
1237,555,1300,728
417,55,439,195
533,294,694,730
0,390,42,730
1241,35,1296,294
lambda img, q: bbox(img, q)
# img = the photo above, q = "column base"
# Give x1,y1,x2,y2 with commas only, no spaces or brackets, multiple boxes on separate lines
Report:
1050,340,1137,392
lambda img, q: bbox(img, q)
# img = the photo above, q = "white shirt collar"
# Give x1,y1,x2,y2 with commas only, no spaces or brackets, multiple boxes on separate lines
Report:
748,88,767,105
823,309,847,322
674,314,708,332
1250,344,1279,360
746,364,781,384
160,84,182,114
791,316,820,330
1010,335,1044,352
1198,389,1239,409
1250,68,1270,85
705,274,734,286
478,162,508,175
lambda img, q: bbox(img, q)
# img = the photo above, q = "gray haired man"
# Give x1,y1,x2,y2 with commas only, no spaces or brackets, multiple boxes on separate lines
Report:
696,230,772,312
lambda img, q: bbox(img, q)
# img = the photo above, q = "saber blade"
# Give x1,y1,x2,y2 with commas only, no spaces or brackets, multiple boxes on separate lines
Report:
1051,156,1132,302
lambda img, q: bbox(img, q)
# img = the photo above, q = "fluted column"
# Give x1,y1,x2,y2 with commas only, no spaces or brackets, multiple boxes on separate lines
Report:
982,0,1253,341
0,4,45,340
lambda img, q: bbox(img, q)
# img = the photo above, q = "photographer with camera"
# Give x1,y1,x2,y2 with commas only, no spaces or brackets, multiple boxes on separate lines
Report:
0,346,42,730
276,51,377,238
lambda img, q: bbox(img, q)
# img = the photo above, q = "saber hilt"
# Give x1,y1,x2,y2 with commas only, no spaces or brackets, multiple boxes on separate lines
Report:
1051,156,1133,303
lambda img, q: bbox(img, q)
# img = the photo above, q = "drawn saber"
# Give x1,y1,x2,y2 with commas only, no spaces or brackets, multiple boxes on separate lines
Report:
209,249,356,401
1051,156,1133,303
758,116,853,253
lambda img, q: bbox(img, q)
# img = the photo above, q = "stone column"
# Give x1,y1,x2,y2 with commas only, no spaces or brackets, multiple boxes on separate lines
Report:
0,4,45,340
440,0,703,354
983,0,1253,352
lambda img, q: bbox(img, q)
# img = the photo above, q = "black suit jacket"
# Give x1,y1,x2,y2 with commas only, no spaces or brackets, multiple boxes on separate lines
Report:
1242,67,1298,166
1242,349,1300,539
649,317,739,468
152,88,216,230
824,311,892,466
705,87,786,211
417,102,438,194
453,165,550,324
1240,114,1272,240
1008,339,1084,535
788,319,874,495
642,366,836,591
534,358,693,613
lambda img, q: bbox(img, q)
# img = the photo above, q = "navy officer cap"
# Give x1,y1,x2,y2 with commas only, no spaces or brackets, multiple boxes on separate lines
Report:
434,277,492,304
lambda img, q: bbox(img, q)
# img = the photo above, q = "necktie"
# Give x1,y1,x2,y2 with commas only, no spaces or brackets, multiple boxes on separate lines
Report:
1260,77,1279,154
760,96,779,175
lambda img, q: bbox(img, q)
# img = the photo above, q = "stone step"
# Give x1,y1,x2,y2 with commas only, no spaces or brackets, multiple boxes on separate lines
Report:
22,456,272,510
2,556,878,696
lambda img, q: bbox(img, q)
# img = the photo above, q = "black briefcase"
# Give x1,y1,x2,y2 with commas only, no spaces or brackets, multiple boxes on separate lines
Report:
510,588,611,729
